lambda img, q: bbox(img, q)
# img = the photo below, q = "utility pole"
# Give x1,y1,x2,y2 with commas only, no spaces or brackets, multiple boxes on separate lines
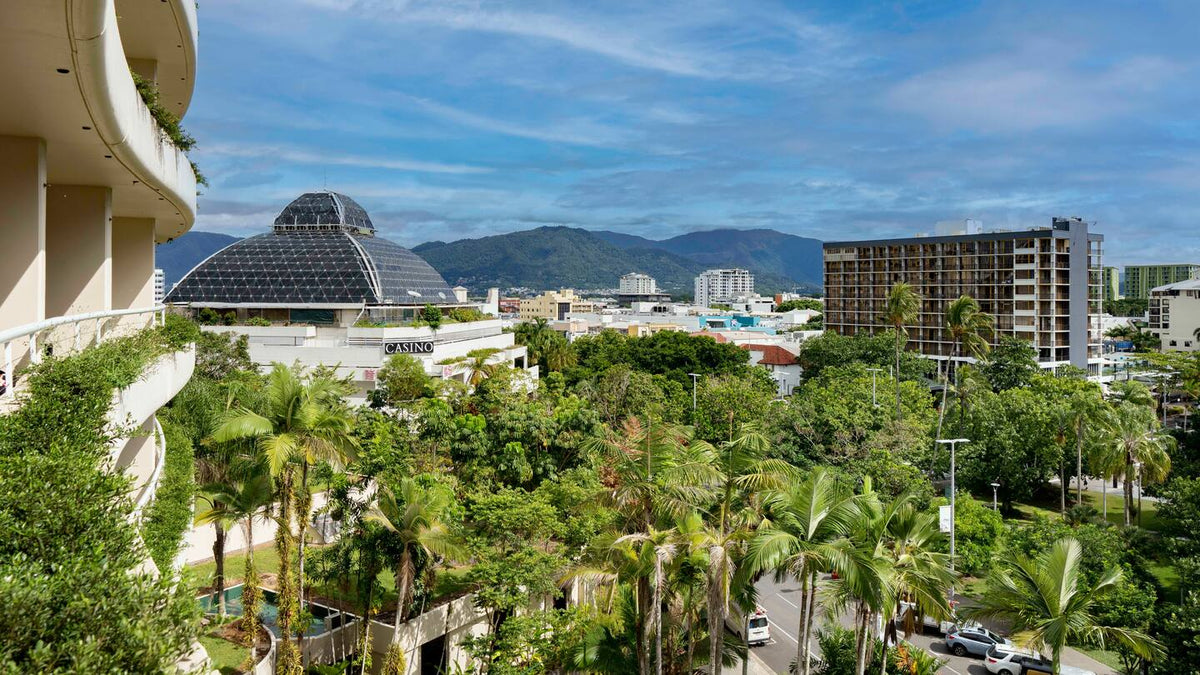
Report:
937,438,969,602
688,373,701,411
990,482,1000,511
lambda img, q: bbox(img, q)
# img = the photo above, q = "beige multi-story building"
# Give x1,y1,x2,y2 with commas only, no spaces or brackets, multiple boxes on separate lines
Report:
1148,280,1200,352
519,289,596,320
619,272,658,295
823,217,1103,370
1124,264,1200,300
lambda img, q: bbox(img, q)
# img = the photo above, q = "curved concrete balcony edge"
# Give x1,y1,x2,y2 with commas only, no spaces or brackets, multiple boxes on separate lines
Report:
69,0,197,239
110,344,195,438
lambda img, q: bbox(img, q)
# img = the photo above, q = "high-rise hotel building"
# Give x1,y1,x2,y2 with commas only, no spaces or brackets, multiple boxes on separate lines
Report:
823,217,1103,370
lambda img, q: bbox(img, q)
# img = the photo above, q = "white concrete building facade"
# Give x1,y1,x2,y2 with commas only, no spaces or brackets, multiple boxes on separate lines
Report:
619,272,658,295
1148,280,1200,352
694,268,755,308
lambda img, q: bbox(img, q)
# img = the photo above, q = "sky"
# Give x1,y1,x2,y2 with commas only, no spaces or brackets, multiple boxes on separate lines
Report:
187,0,1200,266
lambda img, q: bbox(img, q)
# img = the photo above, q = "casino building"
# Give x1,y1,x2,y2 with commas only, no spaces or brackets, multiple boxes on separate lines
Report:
167,191,531,402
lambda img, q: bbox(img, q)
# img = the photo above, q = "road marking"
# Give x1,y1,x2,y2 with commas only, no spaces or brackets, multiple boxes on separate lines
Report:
936,655,962,675
767,618,798,644
774,592,800,610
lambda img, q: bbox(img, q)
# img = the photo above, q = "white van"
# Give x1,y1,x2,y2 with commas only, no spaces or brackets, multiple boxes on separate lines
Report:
726,606,771,646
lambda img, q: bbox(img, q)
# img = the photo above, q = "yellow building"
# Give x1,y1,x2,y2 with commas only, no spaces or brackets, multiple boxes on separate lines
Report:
519,289,596,320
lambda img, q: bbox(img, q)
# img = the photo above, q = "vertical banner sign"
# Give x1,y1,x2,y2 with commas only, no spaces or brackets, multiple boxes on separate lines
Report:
938,504,953,533
382,340,435,355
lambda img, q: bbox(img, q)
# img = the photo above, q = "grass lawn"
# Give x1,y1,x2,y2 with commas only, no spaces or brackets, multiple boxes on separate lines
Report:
199,633,249,675
1074,645,1123,671
1010,491,1161,532
1150,561,1183,603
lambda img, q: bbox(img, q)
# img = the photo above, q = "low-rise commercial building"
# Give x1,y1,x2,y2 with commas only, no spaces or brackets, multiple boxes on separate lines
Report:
1124,264,1200,300
823,217,1104,371
1148,280,1200,352
519,289,597,320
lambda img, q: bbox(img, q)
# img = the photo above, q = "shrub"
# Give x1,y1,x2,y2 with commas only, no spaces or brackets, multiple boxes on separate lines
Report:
141,420,196,571
930,492,1003,576
246,316,271,327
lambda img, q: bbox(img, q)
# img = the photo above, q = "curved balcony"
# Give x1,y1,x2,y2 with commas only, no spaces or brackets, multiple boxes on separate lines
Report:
69,0,197,240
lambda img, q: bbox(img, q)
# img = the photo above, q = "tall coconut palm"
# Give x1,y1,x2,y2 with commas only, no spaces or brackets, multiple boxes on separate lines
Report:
943,295,995,430
879,283,922,421
971,537,1162,672
749,468,861,675
583,418,718,674
616,524,680,675
1061,390,1104,509
213,364,358,657
367,478,463,675
200,472,273,658
1099,402,1172,526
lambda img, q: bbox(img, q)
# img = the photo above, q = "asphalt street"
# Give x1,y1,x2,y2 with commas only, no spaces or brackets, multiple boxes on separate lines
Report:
750,574,1113,675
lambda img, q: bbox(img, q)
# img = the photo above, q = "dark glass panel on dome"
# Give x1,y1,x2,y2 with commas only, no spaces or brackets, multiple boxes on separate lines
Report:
273,191,374,231
165,232,378,304
358,236,455,305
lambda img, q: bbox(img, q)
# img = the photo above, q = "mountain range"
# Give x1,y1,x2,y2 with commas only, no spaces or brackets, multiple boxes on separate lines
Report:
158,226,823,297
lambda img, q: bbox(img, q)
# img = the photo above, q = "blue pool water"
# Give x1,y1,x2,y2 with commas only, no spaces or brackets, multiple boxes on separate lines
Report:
199,585,352,637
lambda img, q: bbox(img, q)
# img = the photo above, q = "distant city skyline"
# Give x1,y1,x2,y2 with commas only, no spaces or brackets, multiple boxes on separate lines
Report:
187,1,1200,267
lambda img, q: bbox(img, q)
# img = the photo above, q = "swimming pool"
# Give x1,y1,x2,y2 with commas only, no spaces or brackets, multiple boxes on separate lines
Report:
199,585,354,638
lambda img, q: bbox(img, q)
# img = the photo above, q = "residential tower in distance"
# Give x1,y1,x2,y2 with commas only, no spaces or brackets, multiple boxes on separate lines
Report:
1101,266,1121,302
617,272,671,306
1123,263,1200,300
823,217,1103,371
694,268,754,308
1148,280,1200,352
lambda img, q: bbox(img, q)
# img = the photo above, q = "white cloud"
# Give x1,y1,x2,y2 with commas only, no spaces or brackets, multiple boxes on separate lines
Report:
202,143,490,174
886,52,1181,133
401,96,632,148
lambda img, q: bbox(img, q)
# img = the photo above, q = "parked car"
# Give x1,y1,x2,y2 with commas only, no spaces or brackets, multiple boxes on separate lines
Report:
946,625,1013,657
984,645,1039,675
1016,654,1095,675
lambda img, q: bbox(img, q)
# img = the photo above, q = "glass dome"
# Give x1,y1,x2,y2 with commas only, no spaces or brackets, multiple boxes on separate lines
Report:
165,192,454,305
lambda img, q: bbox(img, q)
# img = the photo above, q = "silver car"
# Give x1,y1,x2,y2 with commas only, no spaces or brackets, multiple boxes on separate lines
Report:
945,625,1012,657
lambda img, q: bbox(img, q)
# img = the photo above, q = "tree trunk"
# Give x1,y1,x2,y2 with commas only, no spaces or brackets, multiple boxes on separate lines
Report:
803,570,819,675
685,602,696,675
1060,458,1067,516
796,570,810,675
894,334,903,422
1123,458,1134,526
637,576,652,675
1076,421,1085,506
855,607,870,675
213,523,227,618
654,553,663,675
298,462,311,616
1102,476,1108,519
708,550,725,675
393,549,412,640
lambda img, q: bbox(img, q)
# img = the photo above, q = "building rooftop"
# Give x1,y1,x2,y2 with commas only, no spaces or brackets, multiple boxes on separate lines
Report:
1150,280,1200,293
166,191,454,306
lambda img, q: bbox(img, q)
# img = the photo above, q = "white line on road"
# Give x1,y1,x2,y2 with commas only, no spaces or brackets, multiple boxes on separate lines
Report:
936,656,962,675
774,592,800,610
767,618,798,644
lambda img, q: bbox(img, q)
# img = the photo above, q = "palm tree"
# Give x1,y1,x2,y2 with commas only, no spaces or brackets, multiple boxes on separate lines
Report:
944,295,994,431
1061,390,1104,509
200,472,273,658
213,364,358,657
971,537,1162,672
1099,402,1172,526
615,524,680,675
879,283,922,421
582,418,719,674
367,478,463,675
749,468,861,675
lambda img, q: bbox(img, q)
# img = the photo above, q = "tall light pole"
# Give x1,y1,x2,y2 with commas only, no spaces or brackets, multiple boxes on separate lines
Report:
937,438,969,601
867,367,882,407
688,373,701,411
990,482,1000,511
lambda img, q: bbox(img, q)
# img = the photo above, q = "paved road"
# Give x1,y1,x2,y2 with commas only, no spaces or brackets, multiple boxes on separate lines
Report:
751,575,1114,675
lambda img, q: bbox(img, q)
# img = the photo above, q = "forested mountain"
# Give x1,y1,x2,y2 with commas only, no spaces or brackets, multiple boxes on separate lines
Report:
156,231,240,291
593,228,823,286
414,226,809,294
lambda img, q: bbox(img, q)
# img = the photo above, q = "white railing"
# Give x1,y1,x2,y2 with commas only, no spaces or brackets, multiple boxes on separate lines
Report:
1,305,165,399
132,415,168,518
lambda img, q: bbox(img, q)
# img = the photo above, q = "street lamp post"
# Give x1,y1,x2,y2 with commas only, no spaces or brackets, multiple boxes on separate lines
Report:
867,367,882,407
688,373,701,411
990,482,1000,511
1134,460,1144,528
937,438,969,601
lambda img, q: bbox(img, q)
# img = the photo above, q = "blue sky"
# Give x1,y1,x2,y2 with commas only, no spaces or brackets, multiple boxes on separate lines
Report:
187,0,1200,266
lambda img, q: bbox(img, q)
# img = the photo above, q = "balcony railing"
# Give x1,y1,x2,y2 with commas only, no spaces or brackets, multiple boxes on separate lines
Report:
1,305,165,400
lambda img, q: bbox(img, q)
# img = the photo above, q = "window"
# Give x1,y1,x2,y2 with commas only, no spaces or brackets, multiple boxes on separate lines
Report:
1170,340,1178,347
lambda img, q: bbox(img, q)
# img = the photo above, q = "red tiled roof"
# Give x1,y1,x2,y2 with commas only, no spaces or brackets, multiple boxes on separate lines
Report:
690,330,729,343
743,344,798,366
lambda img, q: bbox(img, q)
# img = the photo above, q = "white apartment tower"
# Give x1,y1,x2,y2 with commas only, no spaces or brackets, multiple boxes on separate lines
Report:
695,268,755,308
620,272,657,295
154,269,166,303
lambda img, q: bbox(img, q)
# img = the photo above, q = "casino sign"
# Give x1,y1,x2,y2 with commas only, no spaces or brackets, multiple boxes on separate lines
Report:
382,340,435,355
